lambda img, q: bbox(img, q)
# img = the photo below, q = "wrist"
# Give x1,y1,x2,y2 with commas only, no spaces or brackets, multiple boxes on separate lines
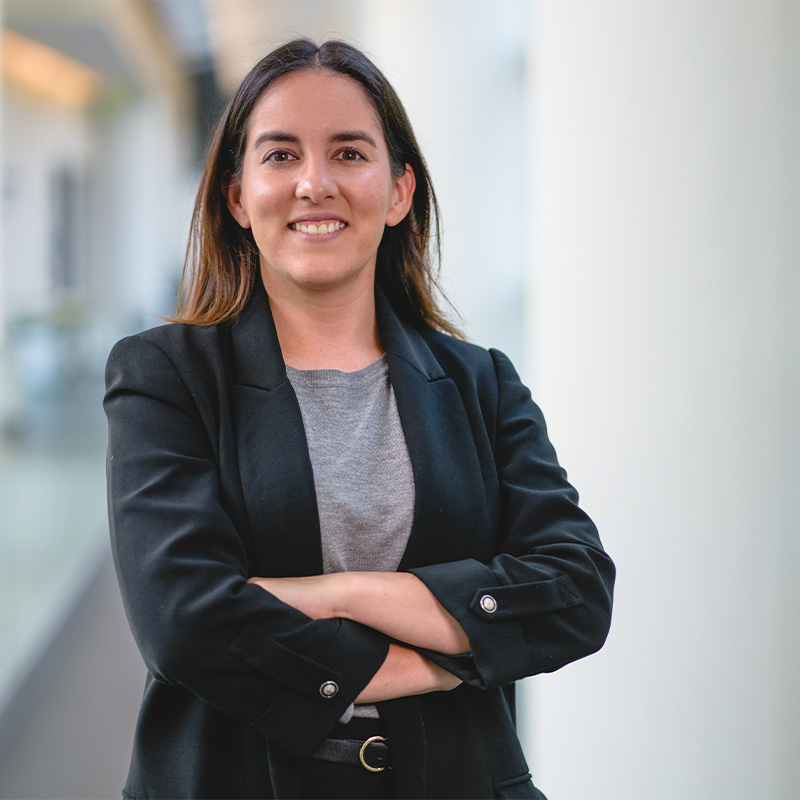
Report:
327,571,358,620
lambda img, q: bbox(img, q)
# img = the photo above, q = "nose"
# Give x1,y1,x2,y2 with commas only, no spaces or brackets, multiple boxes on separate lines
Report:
295,155,338,203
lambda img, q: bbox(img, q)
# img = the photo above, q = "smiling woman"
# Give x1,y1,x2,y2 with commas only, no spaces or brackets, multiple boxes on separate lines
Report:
170,40,455,341
104,38,614,800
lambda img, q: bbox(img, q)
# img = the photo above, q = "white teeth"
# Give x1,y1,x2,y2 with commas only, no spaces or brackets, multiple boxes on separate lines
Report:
292,221,345,235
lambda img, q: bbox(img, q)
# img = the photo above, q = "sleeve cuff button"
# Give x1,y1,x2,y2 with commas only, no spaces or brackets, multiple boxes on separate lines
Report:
320,681,339,699
480,594,498,614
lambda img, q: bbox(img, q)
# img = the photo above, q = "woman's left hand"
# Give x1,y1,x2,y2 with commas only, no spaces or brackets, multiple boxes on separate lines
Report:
247,571,470,655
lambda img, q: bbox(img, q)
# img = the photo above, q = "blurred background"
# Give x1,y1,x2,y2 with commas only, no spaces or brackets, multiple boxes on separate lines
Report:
0,1,798,797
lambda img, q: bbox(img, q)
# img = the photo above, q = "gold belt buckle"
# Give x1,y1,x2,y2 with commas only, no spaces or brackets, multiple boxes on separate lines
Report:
359,735,387,772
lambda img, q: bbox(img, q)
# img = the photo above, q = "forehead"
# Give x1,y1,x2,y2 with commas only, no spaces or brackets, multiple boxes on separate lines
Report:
247,69,383,138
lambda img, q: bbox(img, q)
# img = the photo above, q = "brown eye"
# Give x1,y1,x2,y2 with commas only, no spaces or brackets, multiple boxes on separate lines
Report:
336,148,365,162
265,150,296,164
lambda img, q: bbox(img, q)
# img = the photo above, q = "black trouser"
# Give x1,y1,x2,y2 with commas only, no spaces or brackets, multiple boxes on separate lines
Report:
298,717,393,799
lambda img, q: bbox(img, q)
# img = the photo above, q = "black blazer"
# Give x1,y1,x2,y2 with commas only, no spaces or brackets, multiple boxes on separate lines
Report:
104,281,614,799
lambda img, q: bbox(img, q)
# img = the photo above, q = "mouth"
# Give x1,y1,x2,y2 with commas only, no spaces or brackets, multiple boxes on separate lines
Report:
289,220,347,235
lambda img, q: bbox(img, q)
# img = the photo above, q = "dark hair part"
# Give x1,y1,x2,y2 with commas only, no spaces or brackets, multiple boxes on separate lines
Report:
171,38,461,337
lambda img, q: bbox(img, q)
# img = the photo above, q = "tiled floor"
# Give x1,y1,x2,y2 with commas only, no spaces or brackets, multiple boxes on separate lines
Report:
0,557,145,800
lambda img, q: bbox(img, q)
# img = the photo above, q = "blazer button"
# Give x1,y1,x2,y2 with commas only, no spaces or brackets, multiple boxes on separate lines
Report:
319,681,339,699
480,594,498,614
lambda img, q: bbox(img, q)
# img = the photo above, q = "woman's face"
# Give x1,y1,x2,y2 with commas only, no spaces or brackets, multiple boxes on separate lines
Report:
225,69,415,298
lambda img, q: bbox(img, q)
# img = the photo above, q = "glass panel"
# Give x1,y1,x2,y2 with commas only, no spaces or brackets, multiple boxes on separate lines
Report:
0,127,114,703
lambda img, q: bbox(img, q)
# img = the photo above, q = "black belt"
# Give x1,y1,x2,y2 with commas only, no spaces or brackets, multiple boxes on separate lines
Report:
311,735,391,772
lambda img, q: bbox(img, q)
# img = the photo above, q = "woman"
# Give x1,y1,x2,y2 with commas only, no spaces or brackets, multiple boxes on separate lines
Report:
105,39,614,800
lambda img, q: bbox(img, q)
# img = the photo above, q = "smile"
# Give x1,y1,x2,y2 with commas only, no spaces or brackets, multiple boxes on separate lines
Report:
289,221,347,235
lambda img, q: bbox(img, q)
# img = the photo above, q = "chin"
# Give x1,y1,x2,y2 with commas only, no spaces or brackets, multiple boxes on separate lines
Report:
260,255,376,296
289,264,374,291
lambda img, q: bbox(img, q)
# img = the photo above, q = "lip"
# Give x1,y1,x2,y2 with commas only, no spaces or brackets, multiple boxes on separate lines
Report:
288,213,346,225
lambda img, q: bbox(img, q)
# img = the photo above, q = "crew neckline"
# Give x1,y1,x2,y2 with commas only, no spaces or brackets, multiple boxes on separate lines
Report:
285,354,389,388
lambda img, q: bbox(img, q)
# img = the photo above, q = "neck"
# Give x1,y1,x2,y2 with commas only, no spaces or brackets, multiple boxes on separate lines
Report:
263,274,383,372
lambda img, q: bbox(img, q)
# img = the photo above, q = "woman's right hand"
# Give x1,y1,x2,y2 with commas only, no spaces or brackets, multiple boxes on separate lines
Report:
354,643,462,704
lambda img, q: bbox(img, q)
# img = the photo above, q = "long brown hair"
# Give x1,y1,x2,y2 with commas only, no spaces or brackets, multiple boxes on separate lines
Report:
171,38,461,337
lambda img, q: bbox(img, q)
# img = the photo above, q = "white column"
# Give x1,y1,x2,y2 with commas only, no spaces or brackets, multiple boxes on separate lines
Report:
526,2,800,797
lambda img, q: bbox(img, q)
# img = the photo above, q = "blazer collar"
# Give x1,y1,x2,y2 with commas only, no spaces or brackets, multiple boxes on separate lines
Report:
375,288,447,382
230,277,446,385
230,278,286,390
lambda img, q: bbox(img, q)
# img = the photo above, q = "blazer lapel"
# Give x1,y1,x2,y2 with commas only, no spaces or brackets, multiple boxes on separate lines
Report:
229,281,323,577
376,291,488,571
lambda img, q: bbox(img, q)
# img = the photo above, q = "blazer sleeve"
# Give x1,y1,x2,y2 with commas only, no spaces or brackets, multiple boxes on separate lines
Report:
104,334,390,760
409,348,614,689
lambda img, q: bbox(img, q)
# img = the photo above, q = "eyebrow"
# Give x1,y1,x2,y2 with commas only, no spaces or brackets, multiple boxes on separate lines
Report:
251,130,378,150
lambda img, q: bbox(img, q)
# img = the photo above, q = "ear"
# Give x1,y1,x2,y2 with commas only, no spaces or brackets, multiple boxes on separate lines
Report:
222,173,251,229
385,164,416,227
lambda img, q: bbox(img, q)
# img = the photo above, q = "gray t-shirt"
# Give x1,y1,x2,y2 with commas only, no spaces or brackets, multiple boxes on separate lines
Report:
286,355,414,575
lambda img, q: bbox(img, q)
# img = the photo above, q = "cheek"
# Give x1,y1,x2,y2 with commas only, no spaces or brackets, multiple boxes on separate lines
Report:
350,173,397,218
245,179,283,217
238,161,285,210
245,197,291,252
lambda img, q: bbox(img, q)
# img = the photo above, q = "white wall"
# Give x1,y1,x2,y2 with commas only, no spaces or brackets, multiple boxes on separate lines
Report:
94,93,195,326
2,87,93,318
526,2,800,797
